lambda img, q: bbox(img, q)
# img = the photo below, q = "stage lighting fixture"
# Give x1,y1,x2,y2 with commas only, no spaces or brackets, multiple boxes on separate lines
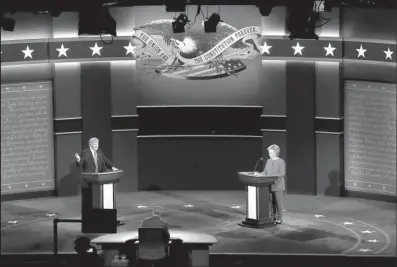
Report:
78,4,117,36
204,13,223,33
257,0,275,16
172,13,189,33
1,15,15,31
287,0,319,40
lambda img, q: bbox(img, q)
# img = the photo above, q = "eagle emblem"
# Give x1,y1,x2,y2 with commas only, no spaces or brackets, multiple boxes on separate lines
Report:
132,18,262,80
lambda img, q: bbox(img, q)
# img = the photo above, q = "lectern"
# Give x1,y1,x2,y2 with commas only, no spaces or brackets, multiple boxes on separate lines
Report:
81,170,123,209
81,170,123,233
238,172,277,228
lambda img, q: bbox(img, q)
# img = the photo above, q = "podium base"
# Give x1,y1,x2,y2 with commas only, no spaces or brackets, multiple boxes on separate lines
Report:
238,218,275,228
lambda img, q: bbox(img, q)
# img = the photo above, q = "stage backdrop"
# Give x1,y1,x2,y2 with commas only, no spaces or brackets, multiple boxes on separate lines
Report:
344,81,396,196
1,82,55,195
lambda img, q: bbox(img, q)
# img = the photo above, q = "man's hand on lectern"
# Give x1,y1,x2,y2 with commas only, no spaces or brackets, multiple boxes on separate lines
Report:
75,153,80,163
112,167,118,171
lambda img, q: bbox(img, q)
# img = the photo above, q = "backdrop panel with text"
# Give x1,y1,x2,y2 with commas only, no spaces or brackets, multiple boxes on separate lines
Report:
344,81,396,196
1,82,55,195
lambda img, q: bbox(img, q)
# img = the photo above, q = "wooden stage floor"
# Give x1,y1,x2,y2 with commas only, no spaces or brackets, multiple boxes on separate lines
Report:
1,191,395,256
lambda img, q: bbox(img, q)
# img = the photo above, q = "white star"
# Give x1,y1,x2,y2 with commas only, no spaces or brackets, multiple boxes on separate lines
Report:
56,44,69,58
384,47,394,60
314,214,325,218
324,43,336,56
24,184,28,188
361,230,375,234
353,183,357,186
22,45,34,59
89,42,103,56
343,222,354,225
367,239,379,243
356,45,367,58
292,42,305,56
8,186,11,189
123,42,138,56
184,204,194,208
382,186,387,190
41,182,45,186
259,41,272,55
231,205,241,209
22,86,26,89
136,205,147,209
358,249,371,252
39,85,43,88
368,184,372,188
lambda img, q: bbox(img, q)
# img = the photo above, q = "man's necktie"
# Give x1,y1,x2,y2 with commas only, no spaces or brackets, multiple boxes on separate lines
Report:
94,151,98,173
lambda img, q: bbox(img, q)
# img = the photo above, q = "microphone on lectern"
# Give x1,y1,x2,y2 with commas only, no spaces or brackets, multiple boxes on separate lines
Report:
253,157,263,173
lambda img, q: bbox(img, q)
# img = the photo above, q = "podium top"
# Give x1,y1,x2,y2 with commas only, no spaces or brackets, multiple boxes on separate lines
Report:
238,171,278,186
81,170,123,184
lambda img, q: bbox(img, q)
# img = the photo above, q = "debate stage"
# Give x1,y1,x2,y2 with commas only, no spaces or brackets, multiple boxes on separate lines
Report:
1,191,395,256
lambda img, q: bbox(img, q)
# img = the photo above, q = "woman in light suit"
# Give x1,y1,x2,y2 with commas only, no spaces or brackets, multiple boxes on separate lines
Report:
261,144,286,224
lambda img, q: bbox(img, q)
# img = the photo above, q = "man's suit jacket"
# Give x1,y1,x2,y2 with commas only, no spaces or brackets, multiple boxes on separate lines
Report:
139,215,170,260
76,149,114,187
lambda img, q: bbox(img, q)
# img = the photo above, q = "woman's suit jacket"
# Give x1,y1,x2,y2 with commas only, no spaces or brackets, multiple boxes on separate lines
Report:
262,158,286,192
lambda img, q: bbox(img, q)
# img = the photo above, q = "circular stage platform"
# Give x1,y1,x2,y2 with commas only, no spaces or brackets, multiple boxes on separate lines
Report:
1,191,395,256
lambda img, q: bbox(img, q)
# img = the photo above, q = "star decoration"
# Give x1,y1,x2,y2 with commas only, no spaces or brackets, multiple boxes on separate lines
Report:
368,184,372,188
184,204,194,208
314,214,325,218
259,41,272,55
292,42,305,56
358,249,371,252
22,86,26,89
367,239,379,243
8,186,11,189
24,184,28,188
356,45,367,58
89,42,103,56
124,42,138,56
353,183,357,186
324,43,336,56
384,47,394,60
343,222,354,225
136,205,147,209
361,230,375,234
39,85,43,88
22,45,34,59
382,186,387,190
41,182,46,186
56,44,69,58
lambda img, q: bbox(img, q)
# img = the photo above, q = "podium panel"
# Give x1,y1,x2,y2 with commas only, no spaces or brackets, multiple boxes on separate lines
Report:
92,184,115,209
238,172,277,228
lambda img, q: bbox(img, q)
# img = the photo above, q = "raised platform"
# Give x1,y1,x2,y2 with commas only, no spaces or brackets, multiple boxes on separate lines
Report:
1,191,396,256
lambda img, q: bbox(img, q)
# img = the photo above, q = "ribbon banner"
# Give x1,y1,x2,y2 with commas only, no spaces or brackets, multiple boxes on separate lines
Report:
133,26,262,66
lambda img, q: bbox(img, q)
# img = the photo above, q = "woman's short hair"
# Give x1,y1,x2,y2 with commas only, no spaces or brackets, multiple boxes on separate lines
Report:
267,144,280,156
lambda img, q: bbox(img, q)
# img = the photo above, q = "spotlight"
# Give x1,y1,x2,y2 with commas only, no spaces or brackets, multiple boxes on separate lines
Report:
257,0,275,16
1,17,15,31
78,3,117,36
287,0,319,40
204,13,223,33
172,13,189,33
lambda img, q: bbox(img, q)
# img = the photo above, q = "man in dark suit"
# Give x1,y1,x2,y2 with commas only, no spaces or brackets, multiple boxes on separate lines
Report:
138,206,170,266
75,137,118,221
